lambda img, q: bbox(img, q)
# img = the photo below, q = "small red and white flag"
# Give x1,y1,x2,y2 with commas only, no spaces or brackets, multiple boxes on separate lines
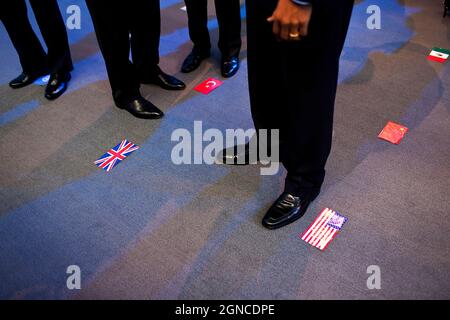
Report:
428,47,450,63
378,121,408,145
194,78,223,95
300,208,347,251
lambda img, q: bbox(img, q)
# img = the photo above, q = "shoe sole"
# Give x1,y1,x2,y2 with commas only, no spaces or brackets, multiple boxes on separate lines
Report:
140,80,186,91
262,211,306,230
10,84,32,89
116,104,164,120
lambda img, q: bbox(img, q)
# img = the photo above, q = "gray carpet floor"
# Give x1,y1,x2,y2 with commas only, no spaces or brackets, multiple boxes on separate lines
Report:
0,0,449,299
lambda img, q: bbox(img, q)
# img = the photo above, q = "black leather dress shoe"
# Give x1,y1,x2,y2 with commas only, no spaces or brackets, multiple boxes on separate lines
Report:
45,73,71,100
262,191,319,230
9,71,46,89
115,96,164,119
141,67,186,91
181,50,210,73
221,56,239,78
220,142,258,165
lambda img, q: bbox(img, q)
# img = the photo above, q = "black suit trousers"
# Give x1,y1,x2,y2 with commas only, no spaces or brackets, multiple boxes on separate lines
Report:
85,0,161,103
0,0,73,75
184,0,242,58
246,0,354,195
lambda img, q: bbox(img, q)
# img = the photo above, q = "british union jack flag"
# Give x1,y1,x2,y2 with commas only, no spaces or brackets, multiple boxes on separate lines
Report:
94,140,139,172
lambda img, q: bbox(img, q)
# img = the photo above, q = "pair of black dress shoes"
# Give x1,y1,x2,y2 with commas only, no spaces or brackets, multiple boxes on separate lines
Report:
181,50,240,78
221,142,319,230
9,70,71,100
114,66,186,119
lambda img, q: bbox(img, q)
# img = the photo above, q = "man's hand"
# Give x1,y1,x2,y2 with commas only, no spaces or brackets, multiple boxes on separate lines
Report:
267,0,313,41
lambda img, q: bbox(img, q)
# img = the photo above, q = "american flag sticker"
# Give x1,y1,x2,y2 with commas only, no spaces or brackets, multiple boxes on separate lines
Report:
94,139,139,172
300,208,348,251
